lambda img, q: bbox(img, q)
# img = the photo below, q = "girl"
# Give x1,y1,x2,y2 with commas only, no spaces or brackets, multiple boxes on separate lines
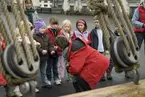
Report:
57,19,72,82
62,19,72,40
72,19,91,44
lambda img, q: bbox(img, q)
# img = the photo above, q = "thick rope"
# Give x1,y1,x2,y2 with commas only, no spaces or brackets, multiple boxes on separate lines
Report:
0,0,36,85
106,0,131,54
16,0,38,61
118,0,138,49
0,19,11,45
111,0,136,55
87,0,131,54
0,0,22,63
10,0,33,69
87,0,110,50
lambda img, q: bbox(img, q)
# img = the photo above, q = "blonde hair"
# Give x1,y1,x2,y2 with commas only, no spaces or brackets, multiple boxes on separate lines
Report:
62,19,72,31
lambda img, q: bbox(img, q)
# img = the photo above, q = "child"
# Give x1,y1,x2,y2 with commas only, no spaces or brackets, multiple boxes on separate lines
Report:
55,36,109,93
58,19,72,82
33,19,55,88
45,17,62,86
72,19,91,44
25,1,35,25
90,20,113,81
62,19,72,40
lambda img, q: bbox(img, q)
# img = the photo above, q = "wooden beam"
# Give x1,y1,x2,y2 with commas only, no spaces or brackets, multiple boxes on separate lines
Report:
61,80,145,97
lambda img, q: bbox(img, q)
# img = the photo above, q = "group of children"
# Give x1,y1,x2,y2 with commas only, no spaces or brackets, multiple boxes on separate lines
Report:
32,17,114,89
0,16,114,96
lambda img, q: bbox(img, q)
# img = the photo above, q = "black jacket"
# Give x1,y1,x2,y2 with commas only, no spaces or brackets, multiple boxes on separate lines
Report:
90,27,107,51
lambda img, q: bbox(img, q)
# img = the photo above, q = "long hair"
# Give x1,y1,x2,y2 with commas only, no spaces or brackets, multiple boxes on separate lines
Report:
76,19,87,32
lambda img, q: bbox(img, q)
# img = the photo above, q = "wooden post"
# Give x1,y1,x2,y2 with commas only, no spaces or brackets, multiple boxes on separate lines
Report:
61,80,145,97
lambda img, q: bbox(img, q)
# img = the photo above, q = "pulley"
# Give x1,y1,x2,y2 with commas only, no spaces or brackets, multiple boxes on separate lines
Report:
2,43,40,78
110,37,129,68
117,36,139,65
111,36,139,67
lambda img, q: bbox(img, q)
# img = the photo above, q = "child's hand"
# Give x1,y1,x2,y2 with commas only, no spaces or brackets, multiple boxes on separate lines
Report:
42,50,47,55
54,46,58,50
50,50,55,55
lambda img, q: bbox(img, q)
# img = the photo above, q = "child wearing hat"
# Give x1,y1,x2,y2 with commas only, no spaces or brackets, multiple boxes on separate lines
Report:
33,19,55,88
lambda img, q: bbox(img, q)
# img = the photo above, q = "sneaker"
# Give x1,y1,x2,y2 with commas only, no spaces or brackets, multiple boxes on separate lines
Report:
55,79,61,85
35,88,39,93
107,74,113,80
13,86,23,97
42,81,52,88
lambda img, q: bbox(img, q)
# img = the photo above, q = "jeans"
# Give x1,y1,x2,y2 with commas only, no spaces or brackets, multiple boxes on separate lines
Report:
135,32,145,49
40,60,49,86
46,55,59,81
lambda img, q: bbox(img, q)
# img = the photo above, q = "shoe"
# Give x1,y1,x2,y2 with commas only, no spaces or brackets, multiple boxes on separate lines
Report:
13,86,23,97
42,81,52,88
35,88,39,93
125,71,131,79
55,79,61,85
100,76,106,81
107,74,112,80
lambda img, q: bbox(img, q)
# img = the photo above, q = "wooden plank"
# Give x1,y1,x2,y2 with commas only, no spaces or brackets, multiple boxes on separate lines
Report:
61,80,145,97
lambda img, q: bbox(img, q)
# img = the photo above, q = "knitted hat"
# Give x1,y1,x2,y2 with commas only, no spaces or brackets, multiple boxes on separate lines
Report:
55,35,69,50
34,19,46,34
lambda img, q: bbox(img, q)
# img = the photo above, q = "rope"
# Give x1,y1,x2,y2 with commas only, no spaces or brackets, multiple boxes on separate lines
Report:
87,0,110,50
0,0,22,64
118,0,138,49
106,0,131,54
16,0,38,61
0,0,37,85
111,0,136,55
10,0,33,69
0,18,11,45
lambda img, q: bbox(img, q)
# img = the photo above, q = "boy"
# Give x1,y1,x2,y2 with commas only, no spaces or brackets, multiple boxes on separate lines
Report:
45,17,62,86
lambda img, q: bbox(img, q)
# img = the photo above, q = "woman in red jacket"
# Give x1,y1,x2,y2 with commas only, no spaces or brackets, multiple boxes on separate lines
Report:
55,36,109,92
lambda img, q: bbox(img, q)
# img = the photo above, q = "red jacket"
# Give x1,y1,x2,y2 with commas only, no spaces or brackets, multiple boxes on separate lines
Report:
134,6,145,32
0,40,7,86
45,28,62,55
0,40,6,50
67,39,109,88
